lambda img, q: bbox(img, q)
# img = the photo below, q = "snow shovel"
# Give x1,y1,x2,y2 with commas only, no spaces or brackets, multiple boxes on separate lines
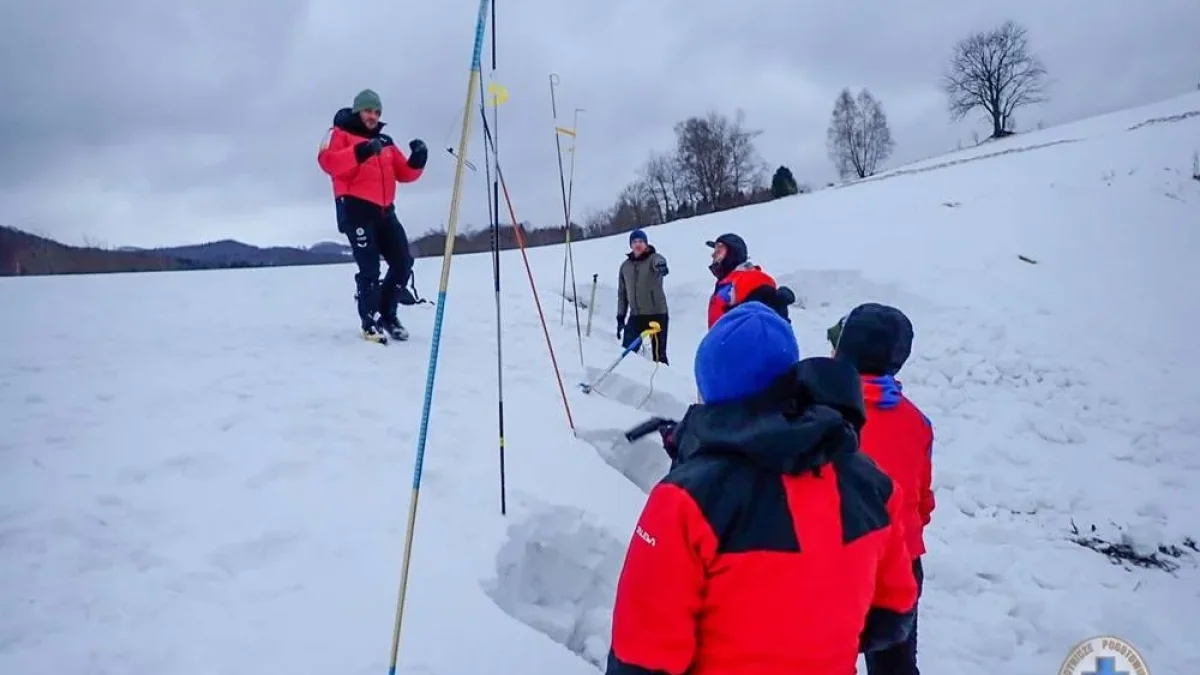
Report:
580,321,661,394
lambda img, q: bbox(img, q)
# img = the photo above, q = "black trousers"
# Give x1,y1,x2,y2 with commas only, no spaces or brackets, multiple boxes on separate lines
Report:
865,556,924,675
622,313,669,364
336,196,415,326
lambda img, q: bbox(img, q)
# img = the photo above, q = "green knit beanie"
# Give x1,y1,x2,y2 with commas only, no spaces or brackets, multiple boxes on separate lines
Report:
352,89,382,113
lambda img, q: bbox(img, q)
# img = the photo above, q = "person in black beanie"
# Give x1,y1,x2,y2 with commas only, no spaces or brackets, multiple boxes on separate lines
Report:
705,232,796,328
829,302,934,675
318,88,428,342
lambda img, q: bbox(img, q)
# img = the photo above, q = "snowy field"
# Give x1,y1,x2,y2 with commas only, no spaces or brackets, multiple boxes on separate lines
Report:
2,91,1199,675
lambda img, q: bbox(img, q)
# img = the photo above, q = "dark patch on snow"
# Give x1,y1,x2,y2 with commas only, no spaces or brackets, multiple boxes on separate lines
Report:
1126,109,1200,131
1069,520,1198,574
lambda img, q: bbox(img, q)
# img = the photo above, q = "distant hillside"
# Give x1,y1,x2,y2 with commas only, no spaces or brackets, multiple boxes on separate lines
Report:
308,241,353,256
0,228,351,277
3,218,634,278
0,226,203,276
141,239,351,267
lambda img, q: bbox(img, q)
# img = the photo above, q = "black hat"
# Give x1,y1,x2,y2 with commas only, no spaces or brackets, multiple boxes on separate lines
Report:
829,303,914,376
705,233,747,264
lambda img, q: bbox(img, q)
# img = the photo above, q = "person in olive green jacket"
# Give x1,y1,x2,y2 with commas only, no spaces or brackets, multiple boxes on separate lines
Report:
617,229,670,364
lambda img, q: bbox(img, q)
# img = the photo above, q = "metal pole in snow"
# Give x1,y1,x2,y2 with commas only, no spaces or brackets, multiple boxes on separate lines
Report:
385,1,492,671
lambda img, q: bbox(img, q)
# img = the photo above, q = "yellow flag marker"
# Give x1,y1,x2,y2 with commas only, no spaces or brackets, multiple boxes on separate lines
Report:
487,82,509,106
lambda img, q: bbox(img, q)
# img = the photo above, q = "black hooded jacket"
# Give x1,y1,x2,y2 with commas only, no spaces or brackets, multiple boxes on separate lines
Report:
648,357,918,656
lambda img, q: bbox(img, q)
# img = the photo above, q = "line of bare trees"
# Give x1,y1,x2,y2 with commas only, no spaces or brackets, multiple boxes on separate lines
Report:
565,18,1055,241
585,110,776,237
408,222,581,258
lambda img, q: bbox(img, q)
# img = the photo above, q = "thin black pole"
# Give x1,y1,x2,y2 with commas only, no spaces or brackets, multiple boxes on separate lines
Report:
480,0,506,515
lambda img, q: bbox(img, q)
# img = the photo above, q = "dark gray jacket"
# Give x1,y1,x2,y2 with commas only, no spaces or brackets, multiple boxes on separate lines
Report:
617,246,669,317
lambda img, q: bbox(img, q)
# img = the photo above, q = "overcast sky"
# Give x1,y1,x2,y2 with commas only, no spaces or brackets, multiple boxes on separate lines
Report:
1,0,1197,248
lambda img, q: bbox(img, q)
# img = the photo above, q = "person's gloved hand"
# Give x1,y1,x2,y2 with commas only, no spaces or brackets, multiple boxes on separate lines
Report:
776,285,796,306
616,317,624,340
742,284,794,323
773,285,795,323
354,137,385,163
659,421,679,460
407,139,428,169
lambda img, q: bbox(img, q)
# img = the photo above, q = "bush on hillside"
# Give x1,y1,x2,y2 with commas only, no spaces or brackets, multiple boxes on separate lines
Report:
770,165,801,198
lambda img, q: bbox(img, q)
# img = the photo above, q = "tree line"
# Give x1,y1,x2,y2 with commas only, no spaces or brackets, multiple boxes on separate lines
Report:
583,19,1051,234
413,19,1053,255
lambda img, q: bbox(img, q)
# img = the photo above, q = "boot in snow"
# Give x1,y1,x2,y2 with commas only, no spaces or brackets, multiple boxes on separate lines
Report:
379,314,409,341
361,315,388,344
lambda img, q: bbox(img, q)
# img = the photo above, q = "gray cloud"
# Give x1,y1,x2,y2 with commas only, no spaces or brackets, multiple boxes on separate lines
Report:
1,0,1197,247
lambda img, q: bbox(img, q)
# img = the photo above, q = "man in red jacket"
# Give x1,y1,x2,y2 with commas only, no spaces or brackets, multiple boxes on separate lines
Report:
705,232,794,328
829,302,934,675
318,89,427,342
607,301,918,675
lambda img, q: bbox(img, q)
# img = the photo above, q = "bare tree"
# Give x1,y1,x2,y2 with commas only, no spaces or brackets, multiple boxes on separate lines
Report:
725,110,767,195
674,113,731,208
673,110,764,212
943,20,1048,139
587,110,767,235
826,87,895,180
642,152,684,221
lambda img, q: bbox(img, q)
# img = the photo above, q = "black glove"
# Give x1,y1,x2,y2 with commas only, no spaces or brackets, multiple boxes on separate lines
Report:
743,284,792,323
616,317,625,340
776,285,796,306
354,137,385,163
407,139,428,169
658,421,679,461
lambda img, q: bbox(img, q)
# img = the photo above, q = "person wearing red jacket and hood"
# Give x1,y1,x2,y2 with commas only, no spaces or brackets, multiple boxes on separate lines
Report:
318,88,427,342
828,302,934,675
607,301,918,675
705,232,795,328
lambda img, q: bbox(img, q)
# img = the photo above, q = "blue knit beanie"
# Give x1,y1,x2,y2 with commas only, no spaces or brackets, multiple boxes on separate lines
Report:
629,229,648,245
694,302,800,404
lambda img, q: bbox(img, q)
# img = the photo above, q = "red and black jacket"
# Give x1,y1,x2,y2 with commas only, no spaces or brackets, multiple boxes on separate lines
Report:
707,263,795,328
607,358,918,675
707,263,777,328
860,375,935,558
317,107,423,209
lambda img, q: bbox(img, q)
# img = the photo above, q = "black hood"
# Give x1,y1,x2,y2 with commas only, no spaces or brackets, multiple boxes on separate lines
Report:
706,233,748,279
626,244,658,261
831,303,913,376
672,357,866,475
332,107,387,137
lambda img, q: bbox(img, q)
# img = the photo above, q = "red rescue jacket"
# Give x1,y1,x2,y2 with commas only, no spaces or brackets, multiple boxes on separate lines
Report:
608,358,918,675
707,262,777,328
317,108,422,208
859,375,935,558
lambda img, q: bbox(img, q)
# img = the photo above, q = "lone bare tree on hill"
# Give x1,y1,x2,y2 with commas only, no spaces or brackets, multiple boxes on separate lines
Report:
942,20,1048,139
827,87,895,180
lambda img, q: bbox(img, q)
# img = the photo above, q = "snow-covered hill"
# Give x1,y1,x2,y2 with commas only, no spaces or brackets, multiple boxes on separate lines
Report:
2,91,1198,675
